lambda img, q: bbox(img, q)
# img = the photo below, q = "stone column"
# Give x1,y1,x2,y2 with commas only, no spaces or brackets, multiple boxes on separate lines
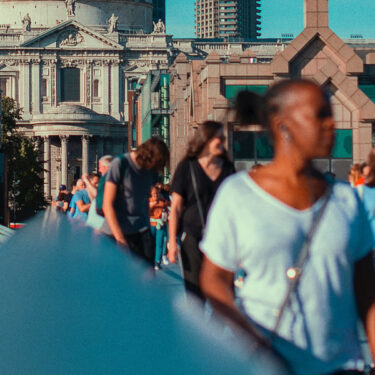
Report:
82,135,90,175
20,62,30,116
111,63,120,118
31,62,40,114
43,136,51,199
97,136,104,159
60,135,69,186
102,63,110,114
124,76,129,122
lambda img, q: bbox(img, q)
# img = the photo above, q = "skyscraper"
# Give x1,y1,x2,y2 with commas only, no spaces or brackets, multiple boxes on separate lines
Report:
195,0,261,39
153,0,166,25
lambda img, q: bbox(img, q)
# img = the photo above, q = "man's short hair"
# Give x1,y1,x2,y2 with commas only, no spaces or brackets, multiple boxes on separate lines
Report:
99,155,113,168
89,173,100,180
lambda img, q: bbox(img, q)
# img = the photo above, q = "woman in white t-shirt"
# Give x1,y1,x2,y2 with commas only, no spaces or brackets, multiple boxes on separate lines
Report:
199,80,375,375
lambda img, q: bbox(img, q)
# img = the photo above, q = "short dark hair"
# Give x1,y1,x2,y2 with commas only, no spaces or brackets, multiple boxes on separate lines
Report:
89,173,100,180
135,137,169,172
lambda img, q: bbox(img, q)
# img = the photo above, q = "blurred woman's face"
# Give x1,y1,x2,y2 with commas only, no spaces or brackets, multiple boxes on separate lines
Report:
207,129,226,157
279,84,335,160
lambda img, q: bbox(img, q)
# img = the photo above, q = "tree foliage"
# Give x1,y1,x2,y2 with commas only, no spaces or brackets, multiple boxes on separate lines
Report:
1,97,46,221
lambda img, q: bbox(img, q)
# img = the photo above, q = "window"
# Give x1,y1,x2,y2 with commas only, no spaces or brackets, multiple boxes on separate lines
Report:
331,129,352,159
0,78,7,96
41,78,47,98
225,85,268,101
313,129,353,179
359,84,375,103
61,68,80,102
93,79,100,98
233,131,274,161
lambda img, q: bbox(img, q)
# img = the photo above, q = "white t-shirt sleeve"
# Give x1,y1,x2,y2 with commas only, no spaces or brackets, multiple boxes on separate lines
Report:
353,192,374,261
200,180,239,272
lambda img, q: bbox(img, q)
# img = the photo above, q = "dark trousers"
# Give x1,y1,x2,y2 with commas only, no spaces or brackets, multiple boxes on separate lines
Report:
180,233,205,302
125,229,155,267
332,371,367,375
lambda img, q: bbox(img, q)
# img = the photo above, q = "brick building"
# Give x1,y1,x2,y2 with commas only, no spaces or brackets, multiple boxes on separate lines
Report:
170,0,375,179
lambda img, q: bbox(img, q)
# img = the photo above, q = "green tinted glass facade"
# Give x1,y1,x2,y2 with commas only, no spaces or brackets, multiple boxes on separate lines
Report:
233,130,351,161
332,129,353,159
359,85,375,103
233,131,274,160
225,85,268,100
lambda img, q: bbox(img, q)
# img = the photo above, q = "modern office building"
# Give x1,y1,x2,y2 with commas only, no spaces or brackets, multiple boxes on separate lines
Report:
170,0,375,179
153,0,166,25
195,0,261,39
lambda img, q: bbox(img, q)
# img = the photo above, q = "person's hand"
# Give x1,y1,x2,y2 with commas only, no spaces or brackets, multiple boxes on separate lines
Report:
115,236,129,248
82,173,89,182
167,240,179,264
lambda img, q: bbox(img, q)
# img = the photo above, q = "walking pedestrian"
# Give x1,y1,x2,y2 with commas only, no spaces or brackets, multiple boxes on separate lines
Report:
149,185,168,270
199,80,375,375
86,155,113,230
168,121,235,301
358,148,375,238
102,137,169,266
70,174,99,222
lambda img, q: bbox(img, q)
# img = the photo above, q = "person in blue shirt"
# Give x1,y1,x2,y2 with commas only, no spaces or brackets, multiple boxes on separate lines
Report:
69,174,99,221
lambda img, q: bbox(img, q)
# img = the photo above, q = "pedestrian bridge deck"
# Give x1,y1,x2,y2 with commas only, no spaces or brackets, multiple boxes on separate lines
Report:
0,209,286,375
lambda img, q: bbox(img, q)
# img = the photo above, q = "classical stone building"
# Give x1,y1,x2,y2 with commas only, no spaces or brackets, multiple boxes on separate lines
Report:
170,0,375,179
0,0,173,199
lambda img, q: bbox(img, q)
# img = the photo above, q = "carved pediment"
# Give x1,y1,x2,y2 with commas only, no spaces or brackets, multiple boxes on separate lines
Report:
21,20,123,50
58,30,84,48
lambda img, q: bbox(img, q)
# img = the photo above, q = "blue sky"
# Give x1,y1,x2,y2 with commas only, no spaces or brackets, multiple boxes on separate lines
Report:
166,0,375,39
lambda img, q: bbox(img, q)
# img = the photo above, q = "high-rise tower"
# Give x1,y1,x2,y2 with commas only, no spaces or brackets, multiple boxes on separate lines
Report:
195,0,261,39
153,0,166,25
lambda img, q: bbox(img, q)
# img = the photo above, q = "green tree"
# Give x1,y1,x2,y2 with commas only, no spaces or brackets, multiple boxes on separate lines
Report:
1,97,46,221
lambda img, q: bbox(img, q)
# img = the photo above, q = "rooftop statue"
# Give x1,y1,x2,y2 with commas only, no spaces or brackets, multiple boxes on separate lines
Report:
22,13,31,32
153,19,165,34
107,13,118,33
65,0,76,17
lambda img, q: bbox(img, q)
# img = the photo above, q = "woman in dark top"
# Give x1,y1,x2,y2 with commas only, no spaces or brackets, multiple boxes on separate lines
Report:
168,121,235,301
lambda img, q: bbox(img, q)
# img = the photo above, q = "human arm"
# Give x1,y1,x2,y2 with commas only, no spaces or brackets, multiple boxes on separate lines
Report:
200,256,269,345
167,192,184,263
76,199,91,213
102,181,128,247
149,198,159,209
354,252,375,360
82,173,97,200
63,201,69,212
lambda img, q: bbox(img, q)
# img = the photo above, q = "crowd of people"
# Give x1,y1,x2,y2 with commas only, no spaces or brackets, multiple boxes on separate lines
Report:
51,79,375,375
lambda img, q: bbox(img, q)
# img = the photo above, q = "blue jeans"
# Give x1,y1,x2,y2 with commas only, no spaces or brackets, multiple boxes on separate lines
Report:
162,224,169,257
150,225,164,265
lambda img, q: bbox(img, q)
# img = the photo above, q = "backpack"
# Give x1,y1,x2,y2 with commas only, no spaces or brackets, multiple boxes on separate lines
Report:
96,154,127,216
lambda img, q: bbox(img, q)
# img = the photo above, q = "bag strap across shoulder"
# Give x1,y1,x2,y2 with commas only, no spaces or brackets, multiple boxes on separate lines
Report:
189,160,205,231
271,183,333,339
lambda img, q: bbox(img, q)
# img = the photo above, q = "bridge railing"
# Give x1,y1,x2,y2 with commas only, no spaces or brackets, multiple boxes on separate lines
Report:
0,208,288,375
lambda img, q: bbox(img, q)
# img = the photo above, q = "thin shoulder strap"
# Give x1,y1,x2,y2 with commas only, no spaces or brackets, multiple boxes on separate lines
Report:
189,160,205,230
271,183,333,338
